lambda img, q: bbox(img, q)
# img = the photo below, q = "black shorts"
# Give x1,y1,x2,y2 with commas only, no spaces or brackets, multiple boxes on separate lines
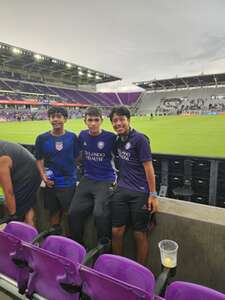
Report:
111,186,150,231
44,186,76,214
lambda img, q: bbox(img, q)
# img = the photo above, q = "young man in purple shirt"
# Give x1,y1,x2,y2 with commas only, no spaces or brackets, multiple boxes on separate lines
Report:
109,106,159,265
69,107,116,245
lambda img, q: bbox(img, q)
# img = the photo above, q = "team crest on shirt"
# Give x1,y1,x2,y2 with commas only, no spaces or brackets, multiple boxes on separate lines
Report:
55,141,63,151
125,142,131,150
97,141,105,149
83,141,87,146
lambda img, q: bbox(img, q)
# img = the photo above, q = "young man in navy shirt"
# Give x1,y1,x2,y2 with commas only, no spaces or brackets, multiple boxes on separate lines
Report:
109,106,159,265
69,107,116,244
35,107,79,227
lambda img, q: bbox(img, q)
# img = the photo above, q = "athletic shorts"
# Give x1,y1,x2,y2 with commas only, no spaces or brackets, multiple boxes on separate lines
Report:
44,186,76,214
111,186,150,231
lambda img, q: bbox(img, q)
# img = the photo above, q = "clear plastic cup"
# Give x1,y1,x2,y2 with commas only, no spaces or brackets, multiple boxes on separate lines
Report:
158,240,178,268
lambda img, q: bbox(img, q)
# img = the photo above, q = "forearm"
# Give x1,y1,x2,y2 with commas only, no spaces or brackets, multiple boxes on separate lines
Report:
36,160,46,180
144,161,156,193
4,190,16,215
143,161,159,212
36,160,54,187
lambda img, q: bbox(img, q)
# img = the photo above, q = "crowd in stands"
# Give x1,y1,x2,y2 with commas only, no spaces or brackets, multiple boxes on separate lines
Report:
0,107,84,122
155,97,225,115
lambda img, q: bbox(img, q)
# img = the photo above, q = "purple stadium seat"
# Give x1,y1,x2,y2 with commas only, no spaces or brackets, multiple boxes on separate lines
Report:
80,254,164,300
4,221,38,242
0,221,38,292
24,235,86,299
80,265,154,300
94,254,155,293
165,281,225,300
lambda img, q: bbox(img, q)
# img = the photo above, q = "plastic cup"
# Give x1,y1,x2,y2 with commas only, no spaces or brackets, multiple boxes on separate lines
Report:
158,240,178,268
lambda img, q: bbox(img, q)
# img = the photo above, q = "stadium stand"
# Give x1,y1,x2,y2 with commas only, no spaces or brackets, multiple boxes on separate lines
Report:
137,86,225,115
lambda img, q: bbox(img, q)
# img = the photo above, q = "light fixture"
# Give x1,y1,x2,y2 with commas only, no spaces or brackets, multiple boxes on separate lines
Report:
34,54,43,60
12,48,22,55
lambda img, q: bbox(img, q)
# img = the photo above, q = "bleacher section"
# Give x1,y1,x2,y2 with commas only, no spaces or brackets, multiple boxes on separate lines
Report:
137,87,225,115
0,76,142,108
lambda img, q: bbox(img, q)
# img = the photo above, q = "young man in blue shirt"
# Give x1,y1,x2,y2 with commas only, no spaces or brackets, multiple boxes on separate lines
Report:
35,107,79,227
69,107,116,244
109,106,159,265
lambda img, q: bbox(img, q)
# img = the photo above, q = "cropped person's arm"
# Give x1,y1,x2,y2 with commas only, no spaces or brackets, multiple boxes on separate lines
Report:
0,156,16,214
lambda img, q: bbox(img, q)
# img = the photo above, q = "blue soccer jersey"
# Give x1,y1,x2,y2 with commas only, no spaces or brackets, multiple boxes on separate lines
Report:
79,130,116,182
35,131,80,188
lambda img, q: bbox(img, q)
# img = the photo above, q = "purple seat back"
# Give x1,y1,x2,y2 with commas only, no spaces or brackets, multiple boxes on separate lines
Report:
4,221,38,242
0,231,21,279
25,236,86,300
80,265,152,300
41,235,86,263
165,281,225,300
0,222,38,289
94,254,155,295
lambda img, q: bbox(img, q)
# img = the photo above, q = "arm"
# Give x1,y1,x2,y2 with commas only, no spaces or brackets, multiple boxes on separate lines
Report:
0,156,16,214
35,135,54,188
36,159,54,188
143,160,159,213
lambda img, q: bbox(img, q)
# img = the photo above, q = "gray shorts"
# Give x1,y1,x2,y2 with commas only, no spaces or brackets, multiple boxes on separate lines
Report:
44,186,76,214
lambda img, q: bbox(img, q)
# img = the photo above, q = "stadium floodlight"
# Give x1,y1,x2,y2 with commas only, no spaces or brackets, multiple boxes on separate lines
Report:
52,59,57,63
66,63,72,68
95,74,101,80
78,70,84,76
34,54,43,60
12,47,22,55
87,73,93,78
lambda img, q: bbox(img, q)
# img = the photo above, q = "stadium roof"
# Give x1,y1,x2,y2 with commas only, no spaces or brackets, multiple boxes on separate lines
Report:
0,42,121,86
134,73,225,91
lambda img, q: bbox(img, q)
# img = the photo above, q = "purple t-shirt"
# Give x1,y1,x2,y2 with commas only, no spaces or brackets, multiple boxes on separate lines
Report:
115,129,152,193
79,130,116,182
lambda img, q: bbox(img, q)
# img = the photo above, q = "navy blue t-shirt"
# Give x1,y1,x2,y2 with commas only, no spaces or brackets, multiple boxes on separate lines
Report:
114,129,152,193
35,131,79,188
79,130,116,182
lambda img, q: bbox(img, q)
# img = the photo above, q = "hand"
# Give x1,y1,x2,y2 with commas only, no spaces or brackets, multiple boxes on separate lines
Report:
148,196,159,213
43,174,54,188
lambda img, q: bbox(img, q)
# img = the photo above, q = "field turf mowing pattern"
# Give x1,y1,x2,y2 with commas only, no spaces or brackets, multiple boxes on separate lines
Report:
0,115,224,158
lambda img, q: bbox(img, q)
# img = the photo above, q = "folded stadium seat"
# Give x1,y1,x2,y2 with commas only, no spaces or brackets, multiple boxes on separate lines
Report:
0,221,38,293
80,254,164,300
165,281,225,300
24,235,86,300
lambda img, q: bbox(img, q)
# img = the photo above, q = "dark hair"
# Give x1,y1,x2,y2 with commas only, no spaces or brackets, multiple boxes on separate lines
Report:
48,107,68,118
84,106,102,119
109,106,131,121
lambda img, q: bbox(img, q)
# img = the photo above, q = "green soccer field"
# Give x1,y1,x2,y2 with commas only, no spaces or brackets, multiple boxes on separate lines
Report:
0,115,224,158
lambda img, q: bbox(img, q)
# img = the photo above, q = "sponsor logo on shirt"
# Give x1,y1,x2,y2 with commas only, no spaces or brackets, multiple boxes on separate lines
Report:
125,142,131,150
97,141,105,150
55,141,63,151
84,150,105,161
118,148,131,161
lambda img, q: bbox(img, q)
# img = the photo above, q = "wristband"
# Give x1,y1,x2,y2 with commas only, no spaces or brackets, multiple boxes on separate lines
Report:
149,192,158,197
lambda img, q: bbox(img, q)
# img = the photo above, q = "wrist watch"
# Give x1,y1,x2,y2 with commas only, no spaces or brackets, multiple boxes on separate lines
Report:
149,191,158,198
